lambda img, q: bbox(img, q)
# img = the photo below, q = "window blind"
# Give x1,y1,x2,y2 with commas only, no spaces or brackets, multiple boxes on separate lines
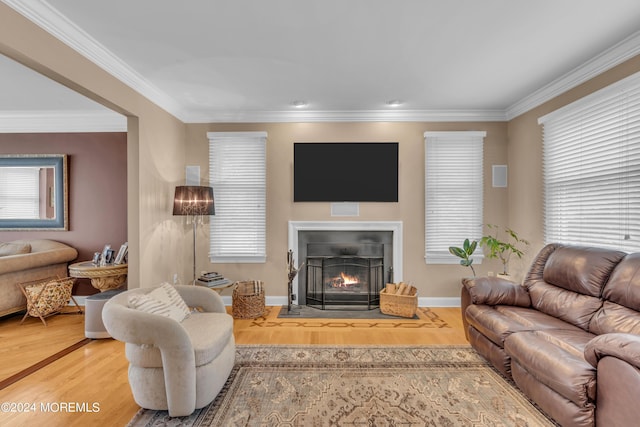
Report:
0,167,40,219
208,131,267,263
424,131,485,263
539,71,640,253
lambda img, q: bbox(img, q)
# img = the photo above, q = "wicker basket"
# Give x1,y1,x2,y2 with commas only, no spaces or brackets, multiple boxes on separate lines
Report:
379,287,417,318
232,280,265,319
17,276,82,325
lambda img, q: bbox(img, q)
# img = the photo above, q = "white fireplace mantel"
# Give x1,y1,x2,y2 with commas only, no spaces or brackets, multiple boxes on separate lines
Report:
288,221,403,288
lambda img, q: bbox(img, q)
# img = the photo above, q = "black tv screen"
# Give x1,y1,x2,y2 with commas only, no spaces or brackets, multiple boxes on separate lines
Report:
294,142,398,202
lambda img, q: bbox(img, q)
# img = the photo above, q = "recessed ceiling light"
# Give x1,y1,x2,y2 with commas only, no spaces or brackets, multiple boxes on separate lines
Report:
292,100,308,108
386,100,403,107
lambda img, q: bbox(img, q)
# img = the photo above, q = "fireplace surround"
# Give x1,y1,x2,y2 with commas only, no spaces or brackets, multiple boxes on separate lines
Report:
288,221,403,310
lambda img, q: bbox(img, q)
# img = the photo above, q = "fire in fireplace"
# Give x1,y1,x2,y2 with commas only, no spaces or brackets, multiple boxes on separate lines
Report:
328,272,360,288
305,243,384,310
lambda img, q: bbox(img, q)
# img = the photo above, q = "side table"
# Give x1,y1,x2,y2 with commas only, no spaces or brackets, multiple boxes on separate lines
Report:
195,279,234,293
69,261,128,292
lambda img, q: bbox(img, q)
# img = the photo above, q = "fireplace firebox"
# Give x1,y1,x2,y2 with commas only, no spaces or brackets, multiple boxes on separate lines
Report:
305,243,384,310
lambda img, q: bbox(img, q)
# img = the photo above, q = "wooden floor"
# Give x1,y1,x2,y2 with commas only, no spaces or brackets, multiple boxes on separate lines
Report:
0,305,467,427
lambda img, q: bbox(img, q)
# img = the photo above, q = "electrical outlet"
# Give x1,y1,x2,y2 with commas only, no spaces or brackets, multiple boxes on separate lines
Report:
291,294,296,301
488,271,494,277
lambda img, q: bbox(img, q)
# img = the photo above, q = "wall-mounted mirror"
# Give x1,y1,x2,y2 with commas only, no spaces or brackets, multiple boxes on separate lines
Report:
0,154,68,230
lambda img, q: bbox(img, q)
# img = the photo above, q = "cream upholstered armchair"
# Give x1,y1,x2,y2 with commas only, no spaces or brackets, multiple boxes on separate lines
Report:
102,284,235,417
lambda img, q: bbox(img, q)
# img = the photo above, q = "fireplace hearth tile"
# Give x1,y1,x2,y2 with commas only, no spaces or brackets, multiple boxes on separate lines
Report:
277,305,418,320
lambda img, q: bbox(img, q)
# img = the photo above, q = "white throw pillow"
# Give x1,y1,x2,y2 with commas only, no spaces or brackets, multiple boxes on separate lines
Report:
128,293,189,322
148,282,191,317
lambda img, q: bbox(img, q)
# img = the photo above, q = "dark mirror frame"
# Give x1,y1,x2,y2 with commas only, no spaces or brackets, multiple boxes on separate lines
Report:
0,154,68,230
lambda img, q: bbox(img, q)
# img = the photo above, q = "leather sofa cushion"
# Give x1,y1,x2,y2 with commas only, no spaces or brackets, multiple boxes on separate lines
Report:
126,312,234,368
541,245,626,296
527,281,603,330
601,253,640,310
589,301,640,335
506,330,597,406
462,276,531,307
465,304,583,347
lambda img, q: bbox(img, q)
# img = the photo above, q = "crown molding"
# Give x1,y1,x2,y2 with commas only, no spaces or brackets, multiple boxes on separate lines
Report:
5,1,640,124
506,30,640,120
185,109,508,123
3,0,188,121
0,110,127,133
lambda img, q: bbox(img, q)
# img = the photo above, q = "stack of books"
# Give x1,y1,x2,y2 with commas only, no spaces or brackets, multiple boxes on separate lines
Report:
197,272,231,288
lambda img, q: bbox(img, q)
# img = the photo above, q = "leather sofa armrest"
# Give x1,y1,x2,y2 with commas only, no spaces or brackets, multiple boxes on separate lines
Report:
462,276,531,307
584,333,640,369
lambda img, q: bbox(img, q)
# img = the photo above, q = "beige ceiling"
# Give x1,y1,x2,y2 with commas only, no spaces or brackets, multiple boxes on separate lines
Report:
2,0,640,124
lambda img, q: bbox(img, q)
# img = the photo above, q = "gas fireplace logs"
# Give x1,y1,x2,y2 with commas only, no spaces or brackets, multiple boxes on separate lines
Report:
380,282,418,318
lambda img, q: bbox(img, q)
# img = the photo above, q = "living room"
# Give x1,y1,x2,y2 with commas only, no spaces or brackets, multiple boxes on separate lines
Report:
1,2,640,426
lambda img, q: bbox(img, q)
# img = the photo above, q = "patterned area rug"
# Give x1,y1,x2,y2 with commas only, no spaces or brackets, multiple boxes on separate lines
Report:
127,345,556,427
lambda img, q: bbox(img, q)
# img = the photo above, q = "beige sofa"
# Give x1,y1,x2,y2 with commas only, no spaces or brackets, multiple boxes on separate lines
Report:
0,239,78,317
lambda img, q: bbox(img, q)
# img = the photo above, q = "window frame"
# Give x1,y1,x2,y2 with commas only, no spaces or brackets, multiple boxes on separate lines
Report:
207,131,267,263
424,131,485,264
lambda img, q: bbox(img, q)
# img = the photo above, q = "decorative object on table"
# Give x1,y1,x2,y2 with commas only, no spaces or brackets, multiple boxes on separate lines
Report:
173,185,215,285
100,244,112,266
197,271,230,286
196,271,232,292
479,224,529,277
379,282,418,318
92,251,102,265
17,276,82,326
114,242,128,265
286,249,303,315
448,238,479,276
232,280,265,319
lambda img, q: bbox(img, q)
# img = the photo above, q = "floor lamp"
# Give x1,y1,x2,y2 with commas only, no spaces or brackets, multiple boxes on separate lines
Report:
173,185,215,284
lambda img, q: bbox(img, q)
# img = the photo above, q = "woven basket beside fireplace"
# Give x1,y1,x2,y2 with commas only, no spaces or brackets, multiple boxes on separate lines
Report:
380,283,417,318
232,280,265,319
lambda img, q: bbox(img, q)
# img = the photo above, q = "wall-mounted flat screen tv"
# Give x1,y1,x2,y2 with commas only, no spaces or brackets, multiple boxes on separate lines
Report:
294,142,398,202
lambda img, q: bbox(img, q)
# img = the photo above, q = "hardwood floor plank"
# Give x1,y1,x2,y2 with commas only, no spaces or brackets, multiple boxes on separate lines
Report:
0,305,466,426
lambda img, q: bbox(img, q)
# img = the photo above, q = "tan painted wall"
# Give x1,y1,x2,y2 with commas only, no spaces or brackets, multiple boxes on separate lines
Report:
0,4,187,289
508,54,640,277
186,121,509,299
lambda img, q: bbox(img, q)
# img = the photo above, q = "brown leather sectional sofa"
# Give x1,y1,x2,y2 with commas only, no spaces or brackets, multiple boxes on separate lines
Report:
461,243,640,427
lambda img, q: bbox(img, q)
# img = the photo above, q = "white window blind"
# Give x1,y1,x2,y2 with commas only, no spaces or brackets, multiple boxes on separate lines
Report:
208,131,267,263
0,167,40,219
424,131,485,264
539,72,640,253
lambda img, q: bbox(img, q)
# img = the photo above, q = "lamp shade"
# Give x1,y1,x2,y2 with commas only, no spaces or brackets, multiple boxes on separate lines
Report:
173,186,215,216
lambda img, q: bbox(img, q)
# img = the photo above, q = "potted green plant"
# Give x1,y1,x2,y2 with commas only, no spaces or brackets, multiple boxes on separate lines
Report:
480,224,529,277
448,239,478,277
